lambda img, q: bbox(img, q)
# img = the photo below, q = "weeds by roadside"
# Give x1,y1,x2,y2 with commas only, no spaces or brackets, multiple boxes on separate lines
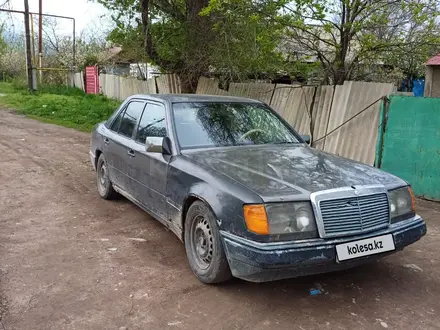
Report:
0,82,121,132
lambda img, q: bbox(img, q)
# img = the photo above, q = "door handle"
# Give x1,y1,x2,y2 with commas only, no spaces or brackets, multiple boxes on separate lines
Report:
127,149,135,157
103,137,110,145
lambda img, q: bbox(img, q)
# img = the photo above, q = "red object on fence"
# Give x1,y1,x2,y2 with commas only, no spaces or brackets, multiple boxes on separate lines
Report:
85,66,99,94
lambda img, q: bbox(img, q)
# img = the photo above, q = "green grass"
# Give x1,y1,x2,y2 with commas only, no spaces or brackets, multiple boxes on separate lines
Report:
0,82,121,132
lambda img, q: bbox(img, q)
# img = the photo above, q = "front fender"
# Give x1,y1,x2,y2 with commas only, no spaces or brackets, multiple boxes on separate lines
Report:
166,156,263,241
184,182,246,233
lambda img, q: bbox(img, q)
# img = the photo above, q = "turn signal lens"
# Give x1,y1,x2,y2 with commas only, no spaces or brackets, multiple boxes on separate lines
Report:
409,186,416,212
243,204,269,235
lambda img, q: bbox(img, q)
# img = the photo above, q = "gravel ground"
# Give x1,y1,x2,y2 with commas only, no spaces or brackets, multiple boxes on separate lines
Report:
0,110,439,330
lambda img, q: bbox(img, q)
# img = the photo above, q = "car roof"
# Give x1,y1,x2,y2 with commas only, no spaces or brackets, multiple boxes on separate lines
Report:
129,94,262,104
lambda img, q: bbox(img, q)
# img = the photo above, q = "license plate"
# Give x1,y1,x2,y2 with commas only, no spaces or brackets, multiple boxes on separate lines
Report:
336,234,395,261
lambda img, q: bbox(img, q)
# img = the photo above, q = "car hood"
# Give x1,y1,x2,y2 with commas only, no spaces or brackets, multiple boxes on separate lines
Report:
183,145,406,202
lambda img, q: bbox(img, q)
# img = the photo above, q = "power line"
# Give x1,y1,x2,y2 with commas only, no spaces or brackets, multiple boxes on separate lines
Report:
312,96,385,146
0,7,76,69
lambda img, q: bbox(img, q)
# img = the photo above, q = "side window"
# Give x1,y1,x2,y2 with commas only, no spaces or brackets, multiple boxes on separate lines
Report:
135,103,167,143
118,101,146,138
110,108,124,132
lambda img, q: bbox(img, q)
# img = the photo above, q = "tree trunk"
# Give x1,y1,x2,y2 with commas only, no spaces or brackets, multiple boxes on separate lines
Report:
179,73,199,93
141,0,212,93
333,65,347,85
334,28,351,85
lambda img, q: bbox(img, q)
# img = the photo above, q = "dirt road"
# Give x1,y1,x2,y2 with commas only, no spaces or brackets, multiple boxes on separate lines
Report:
0,110,439,330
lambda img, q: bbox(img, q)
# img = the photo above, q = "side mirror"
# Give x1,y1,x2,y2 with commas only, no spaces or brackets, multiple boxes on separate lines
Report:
145,136,172,155
301,135,311,145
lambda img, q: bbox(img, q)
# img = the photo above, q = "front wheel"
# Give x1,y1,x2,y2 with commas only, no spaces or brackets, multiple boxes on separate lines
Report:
184,201,232,284
96,154,117,200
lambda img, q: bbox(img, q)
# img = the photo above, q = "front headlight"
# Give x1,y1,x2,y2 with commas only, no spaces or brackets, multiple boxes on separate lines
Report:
389,186,415,223
243,202,318,239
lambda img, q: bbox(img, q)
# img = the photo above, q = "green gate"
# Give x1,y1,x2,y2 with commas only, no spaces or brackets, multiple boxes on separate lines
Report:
376,95,440,201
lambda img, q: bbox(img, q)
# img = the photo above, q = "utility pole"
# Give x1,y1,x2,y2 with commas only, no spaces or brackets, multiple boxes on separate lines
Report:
0,8,76,78
24,0,35,90
38,0,43,82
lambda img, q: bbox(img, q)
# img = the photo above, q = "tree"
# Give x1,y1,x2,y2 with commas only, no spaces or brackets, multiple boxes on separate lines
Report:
98,0,214,92
207,0,439,84
0,24,6,56
99,0,290,91
200,0,287,82
0,26,26,78
41,17,107,69
279,0,440,84
376,3,440,80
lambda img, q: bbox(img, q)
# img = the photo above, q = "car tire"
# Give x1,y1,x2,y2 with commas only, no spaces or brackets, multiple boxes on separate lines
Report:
96,154,117,200
184,201,232,284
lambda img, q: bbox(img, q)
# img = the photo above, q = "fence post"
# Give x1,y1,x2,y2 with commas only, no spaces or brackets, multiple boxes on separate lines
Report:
374,96,390,168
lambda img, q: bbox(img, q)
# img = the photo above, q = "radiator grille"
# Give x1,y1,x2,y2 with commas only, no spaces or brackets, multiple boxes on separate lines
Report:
319,193,390,236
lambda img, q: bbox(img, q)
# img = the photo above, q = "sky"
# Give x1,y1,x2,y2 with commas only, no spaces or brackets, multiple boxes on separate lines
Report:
3,0,111,36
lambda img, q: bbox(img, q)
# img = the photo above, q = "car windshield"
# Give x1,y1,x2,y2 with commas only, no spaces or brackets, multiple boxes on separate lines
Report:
172,102,300,149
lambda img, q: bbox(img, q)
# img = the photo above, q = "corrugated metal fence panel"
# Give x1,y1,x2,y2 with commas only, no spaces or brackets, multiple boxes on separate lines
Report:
196,77,229,95
146,78,157,94
118,76,127,100
244,83,274,104
298,86,315,135
312,85,335,150
73,72,84,91
269,84,292,117
67,73,74,87
192,78,398,165
98,74,158,99
98,75,104,94
100,74,117,99
112,75,120,100
113,75,120,99
228,82,249,98
379,96,440,200
132,79,144,94
156,74,181,94
269,85,314,135
228,82,273,104
323,81,395,165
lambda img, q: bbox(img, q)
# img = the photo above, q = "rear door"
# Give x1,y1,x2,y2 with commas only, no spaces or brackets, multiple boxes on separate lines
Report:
104,100,146,193
130,101,169,220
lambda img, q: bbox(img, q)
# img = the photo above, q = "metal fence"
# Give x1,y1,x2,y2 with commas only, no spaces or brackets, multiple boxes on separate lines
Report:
70,73,397,165
70,73,180,97
377,95,440,201
196,78,396,165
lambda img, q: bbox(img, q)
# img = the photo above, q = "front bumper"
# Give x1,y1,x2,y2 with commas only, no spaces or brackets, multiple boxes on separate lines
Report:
221,216,426,282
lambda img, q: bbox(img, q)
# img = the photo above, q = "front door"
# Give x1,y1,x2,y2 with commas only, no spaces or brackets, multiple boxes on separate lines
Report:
130,102,169,220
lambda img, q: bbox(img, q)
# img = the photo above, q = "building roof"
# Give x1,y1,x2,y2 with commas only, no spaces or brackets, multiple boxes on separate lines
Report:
129,94,261,103
426,54,440,66
99,46,137,64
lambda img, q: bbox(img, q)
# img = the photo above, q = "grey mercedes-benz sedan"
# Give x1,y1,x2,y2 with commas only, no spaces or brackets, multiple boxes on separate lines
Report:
89,94,426,283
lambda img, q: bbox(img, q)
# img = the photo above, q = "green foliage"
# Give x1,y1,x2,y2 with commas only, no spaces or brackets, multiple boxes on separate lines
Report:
99,0,439,86
80,54,100,71
201,0,286,81
99,0,291,89
0,26,6,57
279,0,440,83
0,82,121,132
